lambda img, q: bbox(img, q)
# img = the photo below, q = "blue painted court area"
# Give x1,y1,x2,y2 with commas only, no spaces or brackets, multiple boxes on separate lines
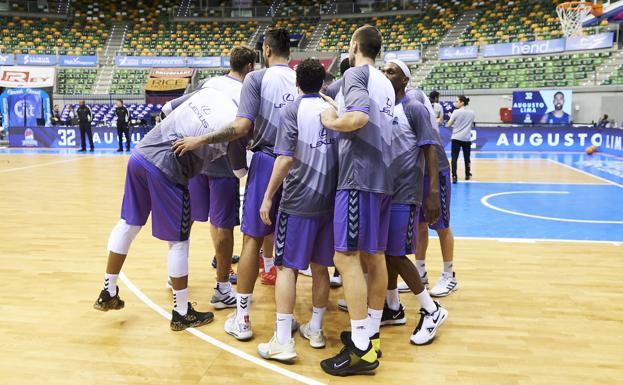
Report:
447,152,623,243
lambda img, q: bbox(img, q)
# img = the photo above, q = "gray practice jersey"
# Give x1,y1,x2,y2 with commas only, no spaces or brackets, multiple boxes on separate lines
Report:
336,64,395,194
236,64,297,155
274,94,339,216
407,89,450,174
135,87,236,185
391,96,439,205
450,107,476,142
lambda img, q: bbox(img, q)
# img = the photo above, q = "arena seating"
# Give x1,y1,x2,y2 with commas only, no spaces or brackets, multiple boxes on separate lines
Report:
197,69,227,82
602,64,623,85
57,69,98,95
272,17,317,41
458,0,608,46
60,102,162,125
0,16,108,55
422,51,611,90
110,70,150,95
122,20,258,56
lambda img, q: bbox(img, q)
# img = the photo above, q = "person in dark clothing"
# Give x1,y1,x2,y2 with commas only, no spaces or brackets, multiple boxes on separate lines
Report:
77,100,94,152
115,99,131,152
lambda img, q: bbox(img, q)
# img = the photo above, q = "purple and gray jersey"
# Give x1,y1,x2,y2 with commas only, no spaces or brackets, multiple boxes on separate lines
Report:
162,75,245,178
407,88,450,174
391,96,439,206
236,64,297,155
325,78,345,115
336,64,395,194
275,94,339,216
135,87,236,185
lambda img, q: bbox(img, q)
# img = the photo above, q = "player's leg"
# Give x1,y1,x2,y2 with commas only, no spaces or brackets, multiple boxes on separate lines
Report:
226,152,280,340
463,140,472,179
430,171,458,297
299,213,333,349
321,190,379,376
123,127,131,151
79,124,87,151
94,155,147,311
412,172,433,290
116,126,123,151
450,139,460,183
86,125,94,151
208,177,240,308
260,233,276,285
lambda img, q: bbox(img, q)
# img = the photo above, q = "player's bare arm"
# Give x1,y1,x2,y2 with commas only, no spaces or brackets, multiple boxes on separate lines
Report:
259,155,294,226
321,108,368,132
172,117,252,156
423,144,440,223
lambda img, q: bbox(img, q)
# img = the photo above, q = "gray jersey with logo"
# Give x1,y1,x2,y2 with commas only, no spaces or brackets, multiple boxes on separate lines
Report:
407,88,450,174
236,64,297,155
391,97,439,205
135,87,235,185
275,94,338,216
336,64,395,194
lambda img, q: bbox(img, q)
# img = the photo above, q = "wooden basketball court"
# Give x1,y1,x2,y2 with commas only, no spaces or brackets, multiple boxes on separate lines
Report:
0,151,621,385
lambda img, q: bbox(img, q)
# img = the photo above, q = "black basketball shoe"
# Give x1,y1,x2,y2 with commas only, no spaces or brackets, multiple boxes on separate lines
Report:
93,286,125,311
170,302,214,331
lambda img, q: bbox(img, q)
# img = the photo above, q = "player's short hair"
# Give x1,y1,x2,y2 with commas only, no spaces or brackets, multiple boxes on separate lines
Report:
230,46,256,72
429,90,440,101
353,25,382,59
116,99,123,104
554,91,564,99
458,95,470,106
264,28,290,57
297,58,325,94
339,57,351,76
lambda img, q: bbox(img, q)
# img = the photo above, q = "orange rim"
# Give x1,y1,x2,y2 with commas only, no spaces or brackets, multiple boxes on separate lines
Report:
557,1,602,17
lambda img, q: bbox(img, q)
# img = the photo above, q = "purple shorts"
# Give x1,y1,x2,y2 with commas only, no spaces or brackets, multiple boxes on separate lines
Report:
189,175,240,229
334,190,391,254
240,151,282,238
274,211,334,270
121,154,191,242
420,169,451,230
386,204,420,256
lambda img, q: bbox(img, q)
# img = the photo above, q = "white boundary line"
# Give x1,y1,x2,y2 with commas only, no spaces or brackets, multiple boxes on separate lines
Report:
0,157,86,173
480,190,623,224
463,180,606,185
445,235,621,246
118,272,326,385
547,158,623,189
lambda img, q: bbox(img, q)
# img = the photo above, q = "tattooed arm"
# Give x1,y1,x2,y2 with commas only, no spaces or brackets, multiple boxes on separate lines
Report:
172,117,252,157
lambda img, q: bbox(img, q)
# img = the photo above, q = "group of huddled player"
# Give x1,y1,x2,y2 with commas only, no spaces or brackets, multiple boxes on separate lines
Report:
93,25,459,376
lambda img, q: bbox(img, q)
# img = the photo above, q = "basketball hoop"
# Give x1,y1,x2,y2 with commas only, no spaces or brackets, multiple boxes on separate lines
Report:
556,2,599,37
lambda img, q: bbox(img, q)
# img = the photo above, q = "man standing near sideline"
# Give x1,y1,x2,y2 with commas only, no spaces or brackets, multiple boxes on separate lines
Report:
318,25,394,376
77,100,94,152
115,99,131,152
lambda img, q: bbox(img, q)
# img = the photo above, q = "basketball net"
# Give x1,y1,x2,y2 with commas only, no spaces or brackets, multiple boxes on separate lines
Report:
556,2,594,37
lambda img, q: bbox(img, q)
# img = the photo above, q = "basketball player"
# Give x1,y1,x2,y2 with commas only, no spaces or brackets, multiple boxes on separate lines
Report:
409,90,459,298
382,60,448,344
171,28,297,341
162,46,256,309
318,25,394,376
93,86,238,331
324,57,351,288
256,59,338,362
447,95,475,183
540,91,571,124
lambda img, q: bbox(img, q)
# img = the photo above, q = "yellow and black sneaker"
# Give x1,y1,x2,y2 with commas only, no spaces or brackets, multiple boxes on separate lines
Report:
340,331,382,358
170,302,214,331
93,286,125,312
320,341,379,376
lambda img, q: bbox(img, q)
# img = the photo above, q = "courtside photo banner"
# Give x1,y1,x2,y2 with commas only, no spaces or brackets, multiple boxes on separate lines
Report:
512,90,573,124
8,126,146,149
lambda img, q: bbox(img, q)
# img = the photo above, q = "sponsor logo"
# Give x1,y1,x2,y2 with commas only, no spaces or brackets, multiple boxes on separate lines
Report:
22,128,39,147
274,93,295,109
310,126,336,149
380,97,393,117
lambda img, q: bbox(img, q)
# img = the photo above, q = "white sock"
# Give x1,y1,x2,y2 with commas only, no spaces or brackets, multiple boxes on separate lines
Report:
275,313,293,345
104,273,118,296
367,307,383,337
416,288,437,314
216,281,231,294
443,261,454,274
415,260,426,276
350,318,369,351
236,293,252,324
386,289,400,311
310,306,326,332
263,256,274,272
172,288,189,316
